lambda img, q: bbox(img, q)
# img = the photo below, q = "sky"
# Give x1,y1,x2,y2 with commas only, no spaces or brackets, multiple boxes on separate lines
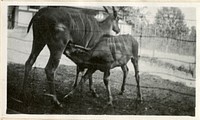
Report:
76,6,196,27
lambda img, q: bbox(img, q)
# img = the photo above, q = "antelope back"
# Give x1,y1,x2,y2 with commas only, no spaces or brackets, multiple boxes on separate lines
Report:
28,6,120,49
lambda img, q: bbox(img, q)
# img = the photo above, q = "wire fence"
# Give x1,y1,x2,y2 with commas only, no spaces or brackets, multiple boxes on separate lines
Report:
7,10,196,81
8,35,196,64
8,21,196,66
7,34,196,82
8,20,197,43
6,7,196,115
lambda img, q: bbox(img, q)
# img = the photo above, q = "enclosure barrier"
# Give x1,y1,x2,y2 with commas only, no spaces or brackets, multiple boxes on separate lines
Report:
6,7,196,115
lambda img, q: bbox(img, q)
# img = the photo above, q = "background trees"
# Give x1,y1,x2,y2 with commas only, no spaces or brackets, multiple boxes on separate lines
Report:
117,6,196,55
154,7,190,39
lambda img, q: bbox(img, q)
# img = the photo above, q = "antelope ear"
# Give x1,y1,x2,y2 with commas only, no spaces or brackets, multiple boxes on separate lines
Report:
103,6,109,13
112,6,117,18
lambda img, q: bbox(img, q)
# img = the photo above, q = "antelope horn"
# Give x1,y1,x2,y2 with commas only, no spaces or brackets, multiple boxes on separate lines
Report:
103,6,109,13
112,6,117,18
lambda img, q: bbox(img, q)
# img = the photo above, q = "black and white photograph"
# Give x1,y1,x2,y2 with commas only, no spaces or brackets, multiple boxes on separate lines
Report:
2,2,198,118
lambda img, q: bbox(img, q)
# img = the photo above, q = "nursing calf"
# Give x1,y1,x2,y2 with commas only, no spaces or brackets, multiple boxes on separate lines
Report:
64,35,141,105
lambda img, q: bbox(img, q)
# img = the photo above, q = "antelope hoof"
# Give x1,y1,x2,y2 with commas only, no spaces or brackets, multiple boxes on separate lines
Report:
92,92,99,98
72,84,77,89
136,97,143,104
44,93,63,108
118,91,124,95
56,102,63,108
107,101,113,106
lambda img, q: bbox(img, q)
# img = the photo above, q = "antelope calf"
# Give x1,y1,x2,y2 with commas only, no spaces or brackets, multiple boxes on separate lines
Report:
64,34,141,105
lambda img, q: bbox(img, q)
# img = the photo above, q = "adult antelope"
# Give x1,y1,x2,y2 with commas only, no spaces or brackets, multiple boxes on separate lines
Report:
64,34,141,106
23,6,120,107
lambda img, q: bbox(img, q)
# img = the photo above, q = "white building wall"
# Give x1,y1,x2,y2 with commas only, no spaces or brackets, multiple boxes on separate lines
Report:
18,11,33,27
118,20,132,35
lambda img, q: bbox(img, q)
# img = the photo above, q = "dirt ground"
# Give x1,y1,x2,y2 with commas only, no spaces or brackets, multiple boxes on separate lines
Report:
7,63,195,115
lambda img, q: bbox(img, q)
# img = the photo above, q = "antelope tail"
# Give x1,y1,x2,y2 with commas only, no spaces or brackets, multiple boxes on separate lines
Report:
27,10,40,33
27,13,39,33
27,16,34,33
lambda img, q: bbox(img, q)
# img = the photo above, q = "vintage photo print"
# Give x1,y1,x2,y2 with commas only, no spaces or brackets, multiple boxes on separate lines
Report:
1,1,199,120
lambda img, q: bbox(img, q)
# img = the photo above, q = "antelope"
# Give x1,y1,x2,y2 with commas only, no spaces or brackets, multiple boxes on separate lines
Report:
64,34,141,106
23,6,120,107
66,44,130,97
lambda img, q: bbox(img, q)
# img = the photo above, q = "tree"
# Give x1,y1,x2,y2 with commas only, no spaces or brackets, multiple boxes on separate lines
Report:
189,26,196,41
116,6,149,35
154,7,191,54
117,6,141,25
154,7,189,39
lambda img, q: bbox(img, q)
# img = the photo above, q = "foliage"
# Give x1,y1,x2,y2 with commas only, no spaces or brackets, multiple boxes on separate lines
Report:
116,7,148,26
117,7,140,25
189,26,196,41
113,7,196,56
116,6,151,35
154,7,190,39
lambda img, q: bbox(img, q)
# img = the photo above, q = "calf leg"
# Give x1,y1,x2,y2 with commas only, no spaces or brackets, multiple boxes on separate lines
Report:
73,67,98,97
64,68,96,99
119,65,129,95
103,70,113,106
131,58,142,102
89,75,98,97
73,66,81,88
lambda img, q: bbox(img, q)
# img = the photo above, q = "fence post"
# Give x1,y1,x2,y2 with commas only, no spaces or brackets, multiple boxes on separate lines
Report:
193,41,196,78
193,56,196,78
139,26,143,56
193,63,196,78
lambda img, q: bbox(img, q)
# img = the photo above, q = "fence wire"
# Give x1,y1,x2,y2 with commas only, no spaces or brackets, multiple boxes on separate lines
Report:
6,7,196,114
8,20,197,43
8,35,196,65
8,45,196,82
136,35,196,43
7,14,196,95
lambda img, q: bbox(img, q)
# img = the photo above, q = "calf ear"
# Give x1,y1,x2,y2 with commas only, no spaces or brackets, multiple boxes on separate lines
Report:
103,6,109,13
112,6,117,18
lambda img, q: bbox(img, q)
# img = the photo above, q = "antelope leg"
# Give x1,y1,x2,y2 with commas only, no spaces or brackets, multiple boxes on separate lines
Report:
103,70,113,106
89,74,99,98
119,65,129,95
73,66,81,89
21,36,45,105
131,58,142,102
63,68,96,99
